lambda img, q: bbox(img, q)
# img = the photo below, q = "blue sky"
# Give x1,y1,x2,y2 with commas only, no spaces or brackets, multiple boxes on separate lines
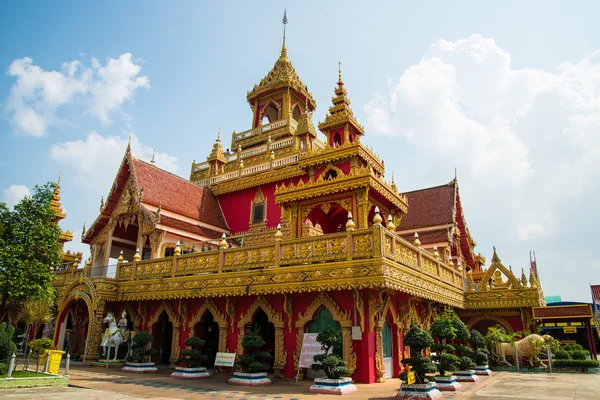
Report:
1,1,599,302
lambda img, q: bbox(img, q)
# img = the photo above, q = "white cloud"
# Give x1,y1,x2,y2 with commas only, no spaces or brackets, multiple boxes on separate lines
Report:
4,54,149,136
363,35,600,301
49,131,179,198
2,184,30,209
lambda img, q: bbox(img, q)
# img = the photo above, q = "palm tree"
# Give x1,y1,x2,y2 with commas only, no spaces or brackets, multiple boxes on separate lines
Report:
19,299,53,355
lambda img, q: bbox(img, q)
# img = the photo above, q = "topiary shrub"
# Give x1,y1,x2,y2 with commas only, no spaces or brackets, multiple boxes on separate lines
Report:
457,355,476,370
180,336,207,368
553,359,599,369
570,350,588,360
311,326,350,379
400,321,437,384
29,337,53,371
429,308,460,376
126,332,158,363
236,323,271,373
0,362,7,376
554,350,570,360
467,330,489,366
0,322,17,365
562,344,583,352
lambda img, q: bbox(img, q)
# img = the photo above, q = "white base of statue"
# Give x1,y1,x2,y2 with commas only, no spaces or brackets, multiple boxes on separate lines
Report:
433,375,462,391
228,371,271,386
396,382,443,399
170,366,210,379
454,370,479,382
121,362,158,373
309,377,357,395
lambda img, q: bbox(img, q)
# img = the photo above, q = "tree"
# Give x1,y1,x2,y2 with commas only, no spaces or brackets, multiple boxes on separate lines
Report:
0,182,62,320
180,336,207,368
429,309,460,376
236,323,271,373
400,321,437,383
126,332,157,363
18,299,54,355
0,321,17,375
311,326,350,379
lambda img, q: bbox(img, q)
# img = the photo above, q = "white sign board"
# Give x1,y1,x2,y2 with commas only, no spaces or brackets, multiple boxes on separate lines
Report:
214,352,236,367
298,333,322,368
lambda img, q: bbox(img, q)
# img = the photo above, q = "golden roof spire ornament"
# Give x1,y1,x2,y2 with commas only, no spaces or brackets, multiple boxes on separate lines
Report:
207,128,227,164
281,9,288,58
338,61,343,86
151,149,156,165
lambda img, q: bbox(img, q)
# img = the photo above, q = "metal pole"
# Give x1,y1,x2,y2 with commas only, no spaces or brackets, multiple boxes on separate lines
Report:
546,344,552,373
65,353,70,376
44,351,51,373
82,337,89,366
7,353,16,378
514,345,520,372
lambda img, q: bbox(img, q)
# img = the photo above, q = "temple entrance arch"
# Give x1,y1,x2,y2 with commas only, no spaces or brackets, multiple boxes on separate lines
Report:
152,311,173,365
188,299,228,359
237,296,285,378
193,311,220,368
55,299,90,357
468,314,513,336
295,292,356,375
252,309,275,371
305,201,350,235
305,306,342,379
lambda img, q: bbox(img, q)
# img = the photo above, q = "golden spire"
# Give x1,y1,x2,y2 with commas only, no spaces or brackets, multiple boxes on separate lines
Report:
151,149,156,165
338,61,343,86
50,172,66,221
281,9,288,58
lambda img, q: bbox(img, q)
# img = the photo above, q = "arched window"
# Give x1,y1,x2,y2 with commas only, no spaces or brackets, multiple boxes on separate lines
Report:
164,247,175,257
307,307,342,357
332,132,342,148
262,102,279,124
292,105,301,122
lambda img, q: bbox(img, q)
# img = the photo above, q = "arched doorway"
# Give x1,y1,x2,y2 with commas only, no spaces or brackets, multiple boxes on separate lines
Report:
56,300,89,358
251,309,275,372
152,312,173,365
306,306,343,379
382,318,393,379
194,311,220,368
305,202,349,235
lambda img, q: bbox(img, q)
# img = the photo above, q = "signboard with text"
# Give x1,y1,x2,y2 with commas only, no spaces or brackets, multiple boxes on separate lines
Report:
214,352,236,367
298,333,321,368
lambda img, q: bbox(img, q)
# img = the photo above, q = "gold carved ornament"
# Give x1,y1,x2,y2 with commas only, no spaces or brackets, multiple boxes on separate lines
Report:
237,296,286,378
188,299,228,353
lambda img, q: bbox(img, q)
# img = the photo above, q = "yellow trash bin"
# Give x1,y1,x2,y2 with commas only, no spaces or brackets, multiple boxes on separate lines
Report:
40,350,65,374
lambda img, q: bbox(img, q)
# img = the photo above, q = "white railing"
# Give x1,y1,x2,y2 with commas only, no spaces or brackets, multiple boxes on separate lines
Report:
226,153,238,163
271,137,293,149
272,154,299,168
241,145,267,159
210,171,239,184
241,163,270,176
233,118,291,142
196,179,209,187
193,161,209,172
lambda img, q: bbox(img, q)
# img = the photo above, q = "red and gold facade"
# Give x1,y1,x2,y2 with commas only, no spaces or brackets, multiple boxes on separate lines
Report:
52,42,545,383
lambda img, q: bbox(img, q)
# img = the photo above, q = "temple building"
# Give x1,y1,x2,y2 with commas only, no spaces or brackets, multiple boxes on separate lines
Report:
52,35,547,383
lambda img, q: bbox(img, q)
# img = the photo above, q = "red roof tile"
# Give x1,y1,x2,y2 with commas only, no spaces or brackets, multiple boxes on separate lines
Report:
133,159,228,230
398,180,456,230
399,229,449,245
158,215,225,239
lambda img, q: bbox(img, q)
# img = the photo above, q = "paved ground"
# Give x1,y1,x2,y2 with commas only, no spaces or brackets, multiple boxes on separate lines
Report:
2,367,599,399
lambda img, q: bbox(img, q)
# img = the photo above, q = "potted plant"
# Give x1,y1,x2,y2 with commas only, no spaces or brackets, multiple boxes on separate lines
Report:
171,335,210,379
308,326,357,395
429,309,461,391
122,332,158,373
396,321,441,400
450,315,478,382
229,323,271,386
467,330,491,376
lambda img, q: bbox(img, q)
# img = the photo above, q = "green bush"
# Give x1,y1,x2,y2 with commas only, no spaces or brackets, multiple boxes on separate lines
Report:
457,355,476,370
236,323,271,373
0,322,17,364
430,309,460,376
570,350,588,360
552,359,599,369
554,350,570,360
127,332,158,363
180,336,207,368
311,326,350,379
400,322,436,383
28,338,53,357
0,362,7,376
562,344,584,352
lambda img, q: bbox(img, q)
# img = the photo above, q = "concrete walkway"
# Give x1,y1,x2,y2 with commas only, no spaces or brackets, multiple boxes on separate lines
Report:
2,367,599,399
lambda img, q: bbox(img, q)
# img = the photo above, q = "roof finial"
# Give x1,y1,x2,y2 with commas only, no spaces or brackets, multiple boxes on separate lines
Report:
338,61,343,85
281,9,288,58
150,149,156,165
217,127,221,142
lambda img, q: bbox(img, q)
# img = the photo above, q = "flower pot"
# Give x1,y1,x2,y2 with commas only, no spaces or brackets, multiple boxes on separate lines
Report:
473,365,492,376
309,377,357,395
170,366,210,379
454,370,479,382
396,382,443,400
433,375,462,391
121,362,158,373
228,371,271,386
